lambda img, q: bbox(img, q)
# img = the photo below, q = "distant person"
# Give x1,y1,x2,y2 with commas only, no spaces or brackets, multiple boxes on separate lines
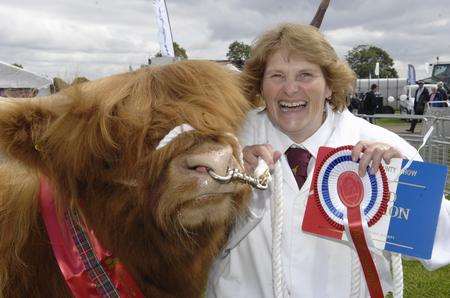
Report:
364,84,378,123
406,80,430,133
347,92,361,113
437,81,448,103
429,86,444,107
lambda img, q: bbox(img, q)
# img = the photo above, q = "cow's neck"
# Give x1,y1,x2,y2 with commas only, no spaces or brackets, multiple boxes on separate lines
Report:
81,191,230,297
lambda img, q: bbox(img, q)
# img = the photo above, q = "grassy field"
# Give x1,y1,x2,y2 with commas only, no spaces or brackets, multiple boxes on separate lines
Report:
375,117,405,126
402,260,450,297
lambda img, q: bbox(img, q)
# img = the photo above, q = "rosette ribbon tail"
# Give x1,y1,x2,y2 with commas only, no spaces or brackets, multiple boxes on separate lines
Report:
347,206,383,298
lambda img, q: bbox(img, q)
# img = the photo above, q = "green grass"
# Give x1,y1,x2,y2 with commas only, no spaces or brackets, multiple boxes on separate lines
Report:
402,260,450,297
374,118,405,125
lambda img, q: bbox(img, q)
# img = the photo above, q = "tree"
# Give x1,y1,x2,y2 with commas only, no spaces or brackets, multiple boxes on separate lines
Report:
226,41,251,70
12,63,23,69
155,42,188,59
345,45,398,78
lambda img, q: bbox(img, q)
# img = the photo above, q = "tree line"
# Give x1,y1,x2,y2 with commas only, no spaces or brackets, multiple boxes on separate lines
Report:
162,41,398,78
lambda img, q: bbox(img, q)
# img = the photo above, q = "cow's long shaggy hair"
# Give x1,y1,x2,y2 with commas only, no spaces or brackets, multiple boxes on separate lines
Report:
0,60,251,297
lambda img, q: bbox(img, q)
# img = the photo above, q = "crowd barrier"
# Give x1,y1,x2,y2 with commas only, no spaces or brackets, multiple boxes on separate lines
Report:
359,108,450,195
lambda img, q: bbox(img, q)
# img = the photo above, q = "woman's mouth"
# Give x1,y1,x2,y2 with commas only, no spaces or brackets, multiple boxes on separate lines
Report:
279,100,308,112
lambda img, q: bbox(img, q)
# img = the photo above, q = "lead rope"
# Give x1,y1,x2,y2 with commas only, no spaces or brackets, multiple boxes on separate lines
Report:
271,161,288,298
392,253,404,298
350,250,362,298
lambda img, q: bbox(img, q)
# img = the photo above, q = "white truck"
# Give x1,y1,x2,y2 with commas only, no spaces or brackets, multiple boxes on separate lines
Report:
354,78,407,114
355,62,450,114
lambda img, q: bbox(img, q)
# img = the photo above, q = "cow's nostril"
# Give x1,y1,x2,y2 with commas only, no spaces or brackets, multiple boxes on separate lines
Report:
185,145,233,177
194,166,209,174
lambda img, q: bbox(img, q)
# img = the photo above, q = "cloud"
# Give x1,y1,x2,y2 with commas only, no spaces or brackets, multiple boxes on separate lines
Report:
0,0,449,81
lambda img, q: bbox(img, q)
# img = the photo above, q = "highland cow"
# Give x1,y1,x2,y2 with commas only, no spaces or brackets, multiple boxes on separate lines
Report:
0,60,252,297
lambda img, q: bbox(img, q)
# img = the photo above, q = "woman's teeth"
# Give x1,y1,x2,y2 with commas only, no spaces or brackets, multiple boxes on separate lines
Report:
279,101,307,110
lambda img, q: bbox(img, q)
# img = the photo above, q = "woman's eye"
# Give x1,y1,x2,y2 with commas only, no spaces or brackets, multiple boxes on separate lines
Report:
297,72,314,81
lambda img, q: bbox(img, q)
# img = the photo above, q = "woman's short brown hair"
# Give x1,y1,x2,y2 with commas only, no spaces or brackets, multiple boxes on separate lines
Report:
241,23,356,111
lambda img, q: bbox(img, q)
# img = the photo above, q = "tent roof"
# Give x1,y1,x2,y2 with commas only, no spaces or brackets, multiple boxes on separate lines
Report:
0,61,52,88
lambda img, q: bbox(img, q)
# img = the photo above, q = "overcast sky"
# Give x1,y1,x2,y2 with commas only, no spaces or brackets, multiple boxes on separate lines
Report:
1,0,449,82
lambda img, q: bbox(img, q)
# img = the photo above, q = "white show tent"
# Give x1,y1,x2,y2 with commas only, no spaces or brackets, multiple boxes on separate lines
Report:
0,61,52,96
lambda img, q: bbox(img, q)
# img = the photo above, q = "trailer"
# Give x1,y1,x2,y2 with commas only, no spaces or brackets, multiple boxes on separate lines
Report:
354,78,407,113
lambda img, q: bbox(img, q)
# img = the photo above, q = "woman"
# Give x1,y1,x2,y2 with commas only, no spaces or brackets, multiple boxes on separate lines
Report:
207,23,450,297
429,86,443,107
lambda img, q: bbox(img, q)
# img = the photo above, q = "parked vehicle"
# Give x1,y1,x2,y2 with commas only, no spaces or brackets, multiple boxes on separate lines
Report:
354,62,449,114
422,61,450,94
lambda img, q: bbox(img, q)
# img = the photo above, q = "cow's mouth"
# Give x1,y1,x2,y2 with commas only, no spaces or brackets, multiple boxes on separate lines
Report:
175,192,237,228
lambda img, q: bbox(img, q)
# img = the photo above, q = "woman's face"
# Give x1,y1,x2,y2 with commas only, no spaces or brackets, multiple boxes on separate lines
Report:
262,49,332,143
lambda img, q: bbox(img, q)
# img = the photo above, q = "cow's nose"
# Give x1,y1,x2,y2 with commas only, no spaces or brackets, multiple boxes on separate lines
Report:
185,144,234,176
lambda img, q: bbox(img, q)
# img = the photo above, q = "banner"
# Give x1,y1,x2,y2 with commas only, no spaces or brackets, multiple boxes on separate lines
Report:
407,64,416,85
153,0,174,57
374,62,380,77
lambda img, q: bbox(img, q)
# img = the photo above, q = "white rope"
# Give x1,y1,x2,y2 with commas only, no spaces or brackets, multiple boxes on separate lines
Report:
391,253,404,298
271,161,288,298
156,124,195,149
349,250,362,298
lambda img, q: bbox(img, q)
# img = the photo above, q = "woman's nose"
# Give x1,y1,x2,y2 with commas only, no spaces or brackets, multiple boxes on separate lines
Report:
283,80,300,96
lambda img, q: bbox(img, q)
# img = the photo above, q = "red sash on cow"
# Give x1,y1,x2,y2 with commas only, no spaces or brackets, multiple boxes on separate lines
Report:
39,177,144,298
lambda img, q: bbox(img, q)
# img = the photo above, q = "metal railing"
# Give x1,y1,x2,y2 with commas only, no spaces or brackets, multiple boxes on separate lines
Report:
358,111,450,195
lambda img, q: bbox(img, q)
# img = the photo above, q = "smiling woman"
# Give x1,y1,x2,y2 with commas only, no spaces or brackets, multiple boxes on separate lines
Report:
262,50,332,143
207,23,450,298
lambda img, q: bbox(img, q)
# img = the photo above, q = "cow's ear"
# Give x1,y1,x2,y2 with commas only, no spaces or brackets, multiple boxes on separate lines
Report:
0,95,62,169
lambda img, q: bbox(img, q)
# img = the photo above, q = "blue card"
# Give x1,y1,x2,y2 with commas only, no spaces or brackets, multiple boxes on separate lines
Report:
383,159,448,258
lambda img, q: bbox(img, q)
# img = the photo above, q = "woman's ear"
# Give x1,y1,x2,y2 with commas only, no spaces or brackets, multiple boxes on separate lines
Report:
325,85,332,100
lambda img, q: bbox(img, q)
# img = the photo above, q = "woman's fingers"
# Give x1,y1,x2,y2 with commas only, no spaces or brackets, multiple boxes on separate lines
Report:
352,141,403,176
243,144,278,172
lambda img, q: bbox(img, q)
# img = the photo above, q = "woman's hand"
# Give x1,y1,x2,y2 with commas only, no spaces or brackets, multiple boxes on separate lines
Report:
242,144,282,173
243,141,402,177
352,141,403,176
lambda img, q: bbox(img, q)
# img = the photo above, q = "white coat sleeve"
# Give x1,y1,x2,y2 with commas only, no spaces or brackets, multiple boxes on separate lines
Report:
420,197,450,270
220,110,269,252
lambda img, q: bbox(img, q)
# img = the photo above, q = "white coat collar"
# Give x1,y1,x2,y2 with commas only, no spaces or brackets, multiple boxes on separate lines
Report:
265,103,339,193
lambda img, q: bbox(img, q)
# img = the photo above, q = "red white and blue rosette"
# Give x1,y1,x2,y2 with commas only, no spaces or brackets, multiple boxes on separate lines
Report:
312,145,390,230
311,145,390,298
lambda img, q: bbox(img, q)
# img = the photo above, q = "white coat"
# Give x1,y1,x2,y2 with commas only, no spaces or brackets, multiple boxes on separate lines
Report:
207,106,450,298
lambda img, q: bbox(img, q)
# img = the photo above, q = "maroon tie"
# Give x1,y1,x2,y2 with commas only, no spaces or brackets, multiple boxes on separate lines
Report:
285,147,312,189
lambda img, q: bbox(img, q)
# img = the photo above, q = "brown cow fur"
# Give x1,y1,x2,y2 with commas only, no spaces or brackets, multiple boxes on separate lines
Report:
0,60,252,297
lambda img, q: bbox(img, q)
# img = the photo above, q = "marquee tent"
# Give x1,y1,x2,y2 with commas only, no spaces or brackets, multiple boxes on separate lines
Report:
0,61,52,96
